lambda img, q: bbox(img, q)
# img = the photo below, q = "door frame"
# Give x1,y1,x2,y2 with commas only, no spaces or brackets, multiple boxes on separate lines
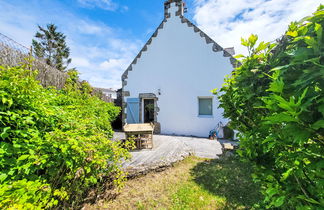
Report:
138,93,160,133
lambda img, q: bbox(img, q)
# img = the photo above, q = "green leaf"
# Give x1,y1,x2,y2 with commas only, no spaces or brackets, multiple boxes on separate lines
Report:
312,120,324,130
264,113,297,123
286,31,298,37
318,104,324,116
0,173,8,182
270,65,289,72
296,87,309,106
2,97,7,104
291,47,313,61
283,124,311,143
0,127,11,139
281,168,294,181
241,37,249,47
298,25,308,36
248,34,258,48
273,196,285,207
255,41,269,52
268,78,284,93
304,36,317,49
314,23,322,45
234,54,245,59
17,155,30,161
210,88,218,95
297,195,321,205
266,187,278,198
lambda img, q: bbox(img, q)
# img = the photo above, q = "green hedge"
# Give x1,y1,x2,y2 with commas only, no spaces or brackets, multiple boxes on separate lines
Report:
217,5,323,209
0,65,130,209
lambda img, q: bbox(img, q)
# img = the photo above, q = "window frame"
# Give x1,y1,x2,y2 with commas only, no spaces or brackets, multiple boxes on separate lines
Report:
198,96,214,117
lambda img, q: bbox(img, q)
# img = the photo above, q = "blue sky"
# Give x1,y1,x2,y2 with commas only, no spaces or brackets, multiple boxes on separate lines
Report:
0,0,321,89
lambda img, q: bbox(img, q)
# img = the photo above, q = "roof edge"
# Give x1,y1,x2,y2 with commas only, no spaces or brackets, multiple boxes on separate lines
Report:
180,16,240,68
121,15,240,87
121,18,167,85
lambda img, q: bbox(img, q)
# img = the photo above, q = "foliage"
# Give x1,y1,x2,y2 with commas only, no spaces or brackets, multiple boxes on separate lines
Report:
32,24,71,71
0,65,130,209
217,5,324,209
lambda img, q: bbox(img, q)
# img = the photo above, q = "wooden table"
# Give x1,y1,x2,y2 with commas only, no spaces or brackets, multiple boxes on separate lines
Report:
123,123,154,149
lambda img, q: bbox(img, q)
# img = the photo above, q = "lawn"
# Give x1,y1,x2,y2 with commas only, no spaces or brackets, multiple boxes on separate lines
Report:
86,156,262,209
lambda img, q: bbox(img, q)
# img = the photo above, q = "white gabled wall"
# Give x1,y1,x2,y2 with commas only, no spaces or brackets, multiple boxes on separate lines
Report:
124,3,233,137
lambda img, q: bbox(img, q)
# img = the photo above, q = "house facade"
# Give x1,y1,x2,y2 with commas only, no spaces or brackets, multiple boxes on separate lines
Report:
121,0,238,137
98,88,117,100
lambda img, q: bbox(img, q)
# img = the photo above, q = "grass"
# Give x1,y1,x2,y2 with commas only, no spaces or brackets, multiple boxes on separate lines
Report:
86,156,262,209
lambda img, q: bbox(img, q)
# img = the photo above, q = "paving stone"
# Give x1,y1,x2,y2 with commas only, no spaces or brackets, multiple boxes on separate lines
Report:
113,132,224,176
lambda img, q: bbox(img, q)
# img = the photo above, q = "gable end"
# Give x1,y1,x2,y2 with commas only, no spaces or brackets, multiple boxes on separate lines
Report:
121,9,241,113
179,16,240,68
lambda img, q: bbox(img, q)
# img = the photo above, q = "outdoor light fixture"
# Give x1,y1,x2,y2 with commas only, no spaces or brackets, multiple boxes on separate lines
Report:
158,89,161,95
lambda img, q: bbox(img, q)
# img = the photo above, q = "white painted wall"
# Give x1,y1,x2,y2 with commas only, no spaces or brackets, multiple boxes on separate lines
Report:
124,3,233,137
102,90,117,100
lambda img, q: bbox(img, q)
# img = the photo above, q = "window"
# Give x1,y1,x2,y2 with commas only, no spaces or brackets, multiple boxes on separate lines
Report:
198,97,213,116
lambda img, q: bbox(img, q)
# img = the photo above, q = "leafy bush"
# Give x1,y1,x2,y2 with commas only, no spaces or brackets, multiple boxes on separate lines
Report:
217,5,324,209
0,65,130,208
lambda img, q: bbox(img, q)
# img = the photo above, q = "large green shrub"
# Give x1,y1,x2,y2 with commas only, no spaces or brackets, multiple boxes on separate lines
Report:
0,65,130,209
217,5,323,209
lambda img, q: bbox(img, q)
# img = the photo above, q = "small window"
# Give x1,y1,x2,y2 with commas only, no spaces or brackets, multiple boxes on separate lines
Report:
198,97,213,116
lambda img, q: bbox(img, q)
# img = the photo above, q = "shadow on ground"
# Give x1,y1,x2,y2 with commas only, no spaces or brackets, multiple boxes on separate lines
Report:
191,157,262,209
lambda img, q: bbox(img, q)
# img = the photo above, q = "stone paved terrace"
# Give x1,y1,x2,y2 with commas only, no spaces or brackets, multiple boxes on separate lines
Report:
113,132,227,177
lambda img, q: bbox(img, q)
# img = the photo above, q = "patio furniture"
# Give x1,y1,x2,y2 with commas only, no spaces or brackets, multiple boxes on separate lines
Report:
123,123,154,149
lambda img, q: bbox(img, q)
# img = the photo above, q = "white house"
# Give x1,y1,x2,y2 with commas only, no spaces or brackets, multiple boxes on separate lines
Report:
97,88,117,100
121,0,238,137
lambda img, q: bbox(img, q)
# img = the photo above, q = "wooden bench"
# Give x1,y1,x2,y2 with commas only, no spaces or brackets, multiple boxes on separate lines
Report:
123,123,154,150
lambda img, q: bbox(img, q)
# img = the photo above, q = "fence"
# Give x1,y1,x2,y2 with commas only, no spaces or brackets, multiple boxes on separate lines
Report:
0,32,115,103
0,32,68,89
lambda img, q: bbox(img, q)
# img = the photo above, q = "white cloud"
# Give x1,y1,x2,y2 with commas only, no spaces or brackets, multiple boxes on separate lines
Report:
193,0,322,55
68,37,142,89
86,76,121,90
0,1,36,46
122,6,129,12
0,0,141,89
108,38,142,57
71,57,91,68
77,20,111,35
78,0,118,11
68,39,141,89
82,36,144,89
100,58,128,71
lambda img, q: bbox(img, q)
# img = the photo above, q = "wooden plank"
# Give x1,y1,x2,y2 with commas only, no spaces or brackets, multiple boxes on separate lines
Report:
123,123,154,132
223,143,234,150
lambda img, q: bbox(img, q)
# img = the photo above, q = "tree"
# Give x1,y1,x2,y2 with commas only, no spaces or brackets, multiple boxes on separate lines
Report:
217,5,323,209
32,24,71,71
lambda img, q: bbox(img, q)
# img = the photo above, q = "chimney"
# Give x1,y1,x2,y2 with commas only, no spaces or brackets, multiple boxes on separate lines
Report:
164,0,186,18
